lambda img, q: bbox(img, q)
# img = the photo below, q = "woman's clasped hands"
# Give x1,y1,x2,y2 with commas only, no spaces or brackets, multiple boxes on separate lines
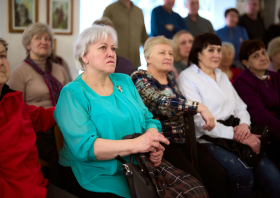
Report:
134,128,170,167
233,123,261,154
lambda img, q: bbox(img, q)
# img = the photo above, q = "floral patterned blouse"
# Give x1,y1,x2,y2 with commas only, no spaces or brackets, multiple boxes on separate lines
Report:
131,70,198,143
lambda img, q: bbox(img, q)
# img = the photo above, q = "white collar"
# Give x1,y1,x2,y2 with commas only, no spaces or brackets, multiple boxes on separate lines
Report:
190,64,222,81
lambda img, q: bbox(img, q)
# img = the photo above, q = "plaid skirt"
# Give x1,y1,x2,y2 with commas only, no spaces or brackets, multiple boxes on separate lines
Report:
140,153,209,198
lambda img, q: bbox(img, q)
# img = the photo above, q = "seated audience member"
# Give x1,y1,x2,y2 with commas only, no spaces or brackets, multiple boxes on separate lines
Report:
54,25,172,198
184,0,215,37
238,0,265,41
234,40,280,163
131,36,215,185
178,33,280,198
219,42,242,83
172,30,194,74
265,7,280,46
8,22,69,187
103,0,149,69
8,22,69,108
0,38,76,198
151,0,188,39
93,17,135,76
217,8,249,68
267,37,280,73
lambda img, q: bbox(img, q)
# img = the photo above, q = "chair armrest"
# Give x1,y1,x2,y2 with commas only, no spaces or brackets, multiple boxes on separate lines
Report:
183,112,199,171
54,125,64,157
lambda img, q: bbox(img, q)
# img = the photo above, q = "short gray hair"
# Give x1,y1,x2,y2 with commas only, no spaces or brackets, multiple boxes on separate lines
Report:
74,24,118,71
222,42,235,54
93,17,115,29
144,36,173,59
0,38,8,51
267,37,280,58
22,23,54,55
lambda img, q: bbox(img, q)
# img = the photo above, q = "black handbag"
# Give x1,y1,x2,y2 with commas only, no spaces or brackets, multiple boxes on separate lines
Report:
115,133,159,198
116,133,209,198
200,115,270,167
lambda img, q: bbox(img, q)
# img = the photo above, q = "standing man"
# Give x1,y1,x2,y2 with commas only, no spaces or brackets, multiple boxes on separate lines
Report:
184,0,215,37
151,0,188,39
238,0,265,41
103,0,149,69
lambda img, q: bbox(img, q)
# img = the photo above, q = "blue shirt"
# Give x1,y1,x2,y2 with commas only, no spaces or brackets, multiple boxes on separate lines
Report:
216,25,249,61
151,6,188,39
54,73,161,198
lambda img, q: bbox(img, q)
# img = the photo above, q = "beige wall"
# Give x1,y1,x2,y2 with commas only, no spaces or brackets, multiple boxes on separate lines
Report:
0,0,80,79
236,0,247,16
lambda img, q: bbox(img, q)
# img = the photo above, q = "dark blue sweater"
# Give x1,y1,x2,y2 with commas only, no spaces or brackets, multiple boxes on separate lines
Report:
216,25,249,61
151,6,188,39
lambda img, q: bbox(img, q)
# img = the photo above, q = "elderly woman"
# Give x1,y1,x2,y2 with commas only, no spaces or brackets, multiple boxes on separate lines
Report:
267,37,280,73
0,38,75,198
219,42,242,83
216,8,249,69
8,22,69,108
172,30,193,74
8,22,69,187
131,36,215,185
54,25,171,198
234,40,280,163
93,17,135,76
178,33,280,198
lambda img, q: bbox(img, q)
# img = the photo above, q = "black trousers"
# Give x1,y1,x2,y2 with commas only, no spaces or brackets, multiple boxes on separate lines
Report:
46,184,78,198
266,137,280,163
162,142,204,185
36,128,63,188
59,165,122,198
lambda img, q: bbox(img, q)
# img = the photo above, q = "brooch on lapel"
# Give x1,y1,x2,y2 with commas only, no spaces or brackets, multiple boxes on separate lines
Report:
116,86,123,93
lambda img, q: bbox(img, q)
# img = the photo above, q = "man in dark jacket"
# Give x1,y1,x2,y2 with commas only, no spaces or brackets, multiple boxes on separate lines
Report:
238,0,266,41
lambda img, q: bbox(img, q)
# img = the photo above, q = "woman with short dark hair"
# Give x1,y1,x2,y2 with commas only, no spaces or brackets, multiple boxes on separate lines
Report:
216,8,249,68
178,33,280,198
234,39,280,163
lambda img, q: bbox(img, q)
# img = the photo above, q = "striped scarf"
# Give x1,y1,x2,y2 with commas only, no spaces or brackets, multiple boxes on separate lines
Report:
24,56,63,106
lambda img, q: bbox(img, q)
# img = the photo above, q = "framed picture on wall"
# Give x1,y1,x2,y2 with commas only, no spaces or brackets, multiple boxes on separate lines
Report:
9,0,38,33
47,0,73,35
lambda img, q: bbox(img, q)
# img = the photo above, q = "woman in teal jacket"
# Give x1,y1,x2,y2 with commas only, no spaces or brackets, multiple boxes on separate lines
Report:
54,25,170,198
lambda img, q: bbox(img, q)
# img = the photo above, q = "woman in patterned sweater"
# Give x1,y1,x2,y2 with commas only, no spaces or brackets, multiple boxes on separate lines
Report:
131,36,215,184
